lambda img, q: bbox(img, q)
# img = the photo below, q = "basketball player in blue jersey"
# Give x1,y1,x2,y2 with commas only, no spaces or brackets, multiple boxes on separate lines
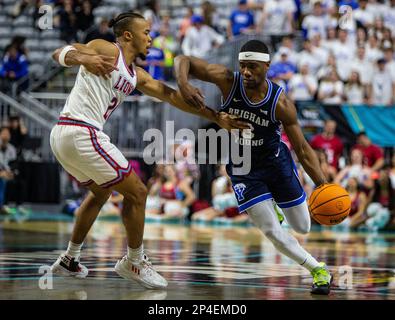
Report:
48,11,249,289
175,40,333,295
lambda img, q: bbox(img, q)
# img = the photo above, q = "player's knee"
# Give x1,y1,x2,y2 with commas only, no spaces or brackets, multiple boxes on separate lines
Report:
122,182,148,206
292,221,311,235
91,190,111,205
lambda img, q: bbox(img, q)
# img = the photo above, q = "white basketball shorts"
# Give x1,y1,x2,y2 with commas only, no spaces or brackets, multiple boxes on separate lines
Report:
50,117,132,188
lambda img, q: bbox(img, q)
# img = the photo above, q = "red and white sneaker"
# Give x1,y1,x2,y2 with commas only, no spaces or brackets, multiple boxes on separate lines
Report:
114,254,168,289
50,254,88,278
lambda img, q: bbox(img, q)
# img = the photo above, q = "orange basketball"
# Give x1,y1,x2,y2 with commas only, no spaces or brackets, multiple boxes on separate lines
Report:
308,183,351,226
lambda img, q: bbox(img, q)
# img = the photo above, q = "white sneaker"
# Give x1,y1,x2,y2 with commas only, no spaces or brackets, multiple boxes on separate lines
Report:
50,254,88,278
114,254,168,289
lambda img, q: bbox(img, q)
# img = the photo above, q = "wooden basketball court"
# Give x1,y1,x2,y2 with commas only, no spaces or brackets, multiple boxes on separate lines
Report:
0,219,395,300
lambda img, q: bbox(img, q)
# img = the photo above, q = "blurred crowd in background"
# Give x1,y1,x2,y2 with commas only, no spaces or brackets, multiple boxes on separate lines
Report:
0,0,394,230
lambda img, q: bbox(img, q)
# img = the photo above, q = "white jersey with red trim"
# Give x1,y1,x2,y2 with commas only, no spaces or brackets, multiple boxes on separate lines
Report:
60,43,137,130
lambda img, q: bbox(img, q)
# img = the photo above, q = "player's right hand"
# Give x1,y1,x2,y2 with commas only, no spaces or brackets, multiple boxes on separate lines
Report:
81,54,118,79
179,82,206,110
216,112,250,132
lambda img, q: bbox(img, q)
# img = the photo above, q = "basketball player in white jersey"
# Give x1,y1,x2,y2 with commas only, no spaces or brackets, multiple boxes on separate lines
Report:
49,11,249,289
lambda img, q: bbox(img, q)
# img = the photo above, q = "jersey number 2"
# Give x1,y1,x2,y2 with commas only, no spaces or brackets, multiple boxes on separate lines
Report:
103,97,118,120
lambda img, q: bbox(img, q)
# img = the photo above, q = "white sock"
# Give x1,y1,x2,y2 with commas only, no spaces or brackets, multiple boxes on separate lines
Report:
65,241,83,260
300,254,320,272
127,244,144,262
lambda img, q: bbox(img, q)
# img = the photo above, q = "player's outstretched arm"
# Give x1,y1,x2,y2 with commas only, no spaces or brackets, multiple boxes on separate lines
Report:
174,55,234,109
276,92,327,187
52,39,118,79
136,67,249,132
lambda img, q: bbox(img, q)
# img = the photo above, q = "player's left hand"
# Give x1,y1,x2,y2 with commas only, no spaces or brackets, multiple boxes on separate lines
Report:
216,112,250,132
179,82,206,110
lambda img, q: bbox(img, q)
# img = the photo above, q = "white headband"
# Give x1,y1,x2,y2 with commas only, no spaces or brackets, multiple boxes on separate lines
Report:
239,51,270,62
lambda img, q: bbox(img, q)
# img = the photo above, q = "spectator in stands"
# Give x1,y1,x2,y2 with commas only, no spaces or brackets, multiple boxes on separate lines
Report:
301,0,331,40
356,27,368,45
298,39,323,75
160,10,178,37
55,0,78,43
353,131,385,171
182,15,224,59
267,47,297,91
384,0,395,36
0,45,29,94
143,0,161,38
364,167,394,231
342,177,368,229
76,0,94,33
178,6,194,42
191,165,247,224
272,36,299,66
201,1,219,32
383,47,395,83
344,70,368,105
390,153,395,191
11,0,32,20
8,115,27,158
381,29,393,50
350,45,374,86
3,36,28,59
321,26,337,52
0,127,16,215
147,164,164,189
171,141,200,184
145,165,196,220
371,58,395,106
317,68,344,105
153,24,178,80
371,16,391,44
140,46,165,81
335,148,373,190
256,0,295,47
365,34,383,63
227,0,255,39
84,18,115,44
331,29,356,81
353,0,374,29
288,63,318,102
310,119,344,169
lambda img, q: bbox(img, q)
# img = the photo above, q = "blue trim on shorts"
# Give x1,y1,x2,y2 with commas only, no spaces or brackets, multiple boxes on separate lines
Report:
239,193,273,212
277,192,306,209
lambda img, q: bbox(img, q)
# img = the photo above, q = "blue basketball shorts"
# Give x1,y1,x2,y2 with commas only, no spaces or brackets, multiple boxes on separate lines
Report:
227,143,306,213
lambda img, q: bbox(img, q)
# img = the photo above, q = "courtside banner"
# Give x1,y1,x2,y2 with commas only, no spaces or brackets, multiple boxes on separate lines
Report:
341,105,395,147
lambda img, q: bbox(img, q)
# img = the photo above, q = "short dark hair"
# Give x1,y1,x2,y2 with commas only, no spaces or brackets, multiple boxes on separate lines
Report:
109,11,145,37
0,126,10,133
357,131,367,138
240,40,269,54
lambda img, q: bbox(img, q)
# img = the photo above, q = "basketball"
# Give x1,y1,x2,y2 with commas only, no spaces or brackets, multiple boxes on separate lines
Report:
308,184,351,226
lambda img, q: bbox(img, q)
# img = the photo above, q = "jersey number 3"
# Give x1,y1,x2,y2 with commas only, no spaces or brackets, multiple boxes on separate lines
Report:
103,97,119,120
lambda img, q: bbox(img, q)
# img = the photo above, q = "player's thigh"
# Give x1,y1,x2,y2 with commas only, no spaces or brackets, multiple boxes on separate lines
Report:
228,175,272,213
50,125,92,184
73,128,131,187
111,170,148,205
87,182,112,204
